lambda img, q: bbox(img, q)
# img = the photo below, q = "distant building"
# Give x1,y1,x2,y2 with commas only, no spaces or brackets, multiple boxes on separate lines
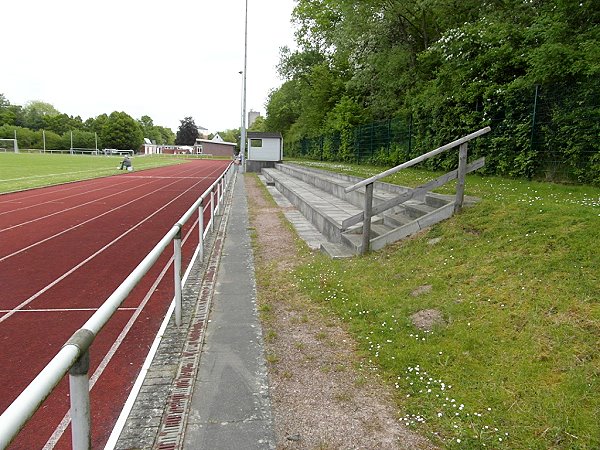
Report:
139,143,198,155
211,133,225,142
248,110,261,128
194,134,237,157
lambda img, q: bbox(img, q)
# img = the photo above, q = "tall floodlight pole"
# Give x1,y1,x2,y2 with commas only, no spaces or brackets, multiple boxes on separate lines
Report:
239,0,248,173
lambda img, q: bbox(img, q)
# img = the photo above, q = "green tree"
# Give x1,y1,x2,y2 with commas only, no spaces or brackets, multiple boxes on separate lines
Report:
264,80,302,135
267,0,599,182
61,130,98,149
155,126,175,145
175,117,199,145
0,94,19,126
100,111,144,150
22,101,61,130
43,113,84,134
138,115,172,144
248,116,266,132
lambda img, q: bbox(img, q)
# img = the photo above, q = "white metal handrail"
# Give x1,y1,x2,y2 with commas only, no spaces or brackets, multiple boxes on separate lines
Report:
343,127,491,254
345,126,491,193
0,162,235,450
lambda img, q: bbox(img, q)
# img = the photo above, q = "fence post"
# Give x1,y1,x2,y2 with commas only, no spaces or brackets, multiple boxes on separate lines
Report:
69,350,91,450
361,182,374,255
386,118,391,157
454,142,468,212
174,229,182,326
370,122,374,159
530,84,540,154
408,114,413,157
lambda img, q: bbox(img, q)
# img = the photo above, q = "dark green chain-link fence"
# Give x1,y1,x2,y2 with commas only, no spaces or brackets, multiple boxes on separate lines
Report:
285,82,600,184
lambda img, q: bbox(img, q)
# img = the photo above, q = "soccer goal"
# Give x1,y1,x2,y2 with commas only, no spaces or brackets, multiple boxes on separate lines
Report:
0,138,19,153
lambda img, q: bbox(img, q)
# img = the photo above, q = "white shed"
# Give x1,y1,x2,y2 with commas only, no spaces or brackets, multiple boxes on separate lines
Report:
247,132,283,162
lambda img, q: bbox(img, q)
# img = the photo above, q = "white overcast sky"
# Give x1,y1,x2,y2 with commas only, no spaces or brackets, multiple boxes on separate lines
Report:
2,0,297,134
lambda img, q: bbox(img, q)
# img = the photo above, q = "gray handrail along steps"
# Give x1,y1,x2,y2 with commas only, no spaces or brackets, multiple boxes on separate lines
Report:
262,127,490,257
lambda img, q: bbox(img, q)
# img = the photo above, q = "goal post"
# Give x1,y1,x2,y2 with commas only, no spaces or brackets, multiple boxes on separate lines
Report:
0,138,18,153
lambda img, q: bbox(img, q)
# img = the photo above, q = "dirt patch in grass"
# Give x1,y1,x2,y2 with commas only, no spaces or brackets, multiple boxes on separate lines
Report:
246,174,436,450
410,309,446,332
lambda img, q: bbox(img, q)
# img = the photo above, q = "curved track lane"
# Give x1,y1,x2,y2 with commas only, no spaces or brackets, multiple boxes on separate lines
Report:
0,159,230,449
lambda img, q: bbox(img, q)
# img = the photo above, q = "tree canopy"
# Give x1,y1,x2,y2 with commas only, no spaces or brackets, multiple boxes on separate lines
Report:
100,111,144,150
175,117,199,146
0,95,176,150
264,0,600,183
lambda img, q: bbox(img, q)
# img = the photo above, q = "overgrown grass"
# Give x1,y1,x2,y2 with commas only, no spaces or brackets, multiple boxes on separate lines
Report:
0,153,186,193
290,160,600,449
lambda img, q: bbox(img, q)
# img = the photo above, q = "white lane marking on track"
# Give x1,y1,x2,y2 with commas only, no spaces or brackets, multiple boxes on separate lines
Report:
1,168,120,182
124,176,212,179
0,175,192,262
0,173,213,324
0,182,155,233
0,178,135,217
42,216,199,450
0,164,183,205
104,171,234,450
0,308,138,313
0,162,208,231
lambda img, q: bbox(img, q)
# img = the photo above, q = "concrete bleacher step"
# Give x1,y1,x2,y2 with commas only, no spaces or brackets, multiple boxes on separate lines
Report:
262,167,363,245
261,163,471,257
320,242,356,259
275,163,412,215
397,201,437,219
383,211,413,228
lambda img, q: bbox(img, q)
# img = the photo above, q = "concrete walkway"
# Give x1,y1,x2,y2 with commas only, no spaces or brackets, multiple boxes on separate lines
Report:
182,174,275,449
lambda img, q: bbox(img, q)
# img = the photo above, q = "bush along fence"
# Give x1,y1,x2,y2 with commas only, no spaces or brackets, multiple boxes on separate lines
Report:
284,81,600,185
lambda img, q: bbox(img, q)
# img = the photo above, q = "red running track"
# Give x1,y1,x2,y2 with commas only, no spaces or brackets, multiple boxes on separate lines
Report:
0,160,231,449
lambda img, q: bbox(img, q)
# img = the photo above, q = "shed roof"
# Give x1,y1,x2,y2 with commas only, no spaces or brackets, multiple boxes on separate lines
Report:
195,138,237,147
247,132,282,139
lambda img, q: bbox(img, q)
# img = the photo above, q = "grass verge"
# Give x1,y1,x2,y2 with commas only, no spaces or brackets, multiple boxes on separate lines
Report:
287,160,599,449
0,153,186,193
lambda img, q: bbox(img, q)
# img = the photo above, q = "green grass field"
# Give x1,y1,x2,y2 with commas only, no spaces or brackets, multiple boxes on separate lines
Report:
287,160,600,449
0,153,186,193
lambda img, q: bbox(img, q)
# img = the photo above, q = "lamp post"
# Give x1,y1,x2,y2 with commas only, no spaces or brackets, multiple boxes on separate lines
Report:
239,0,248,174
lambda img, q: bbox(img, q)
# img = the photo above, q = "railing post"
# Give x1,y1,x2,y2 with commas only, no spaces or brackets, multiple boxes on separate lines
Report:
69,350,91,450
361,182,374,255
174,229,182,326
215,180,221,214
210,191,215,232
219,177,224,205
455,142,468,212
198,204,204,262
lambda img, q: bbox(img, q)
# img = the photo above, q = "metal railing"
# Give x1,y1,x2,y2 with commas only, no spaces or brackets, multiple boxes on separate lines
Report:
345,127,491,254
0,162,236,450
